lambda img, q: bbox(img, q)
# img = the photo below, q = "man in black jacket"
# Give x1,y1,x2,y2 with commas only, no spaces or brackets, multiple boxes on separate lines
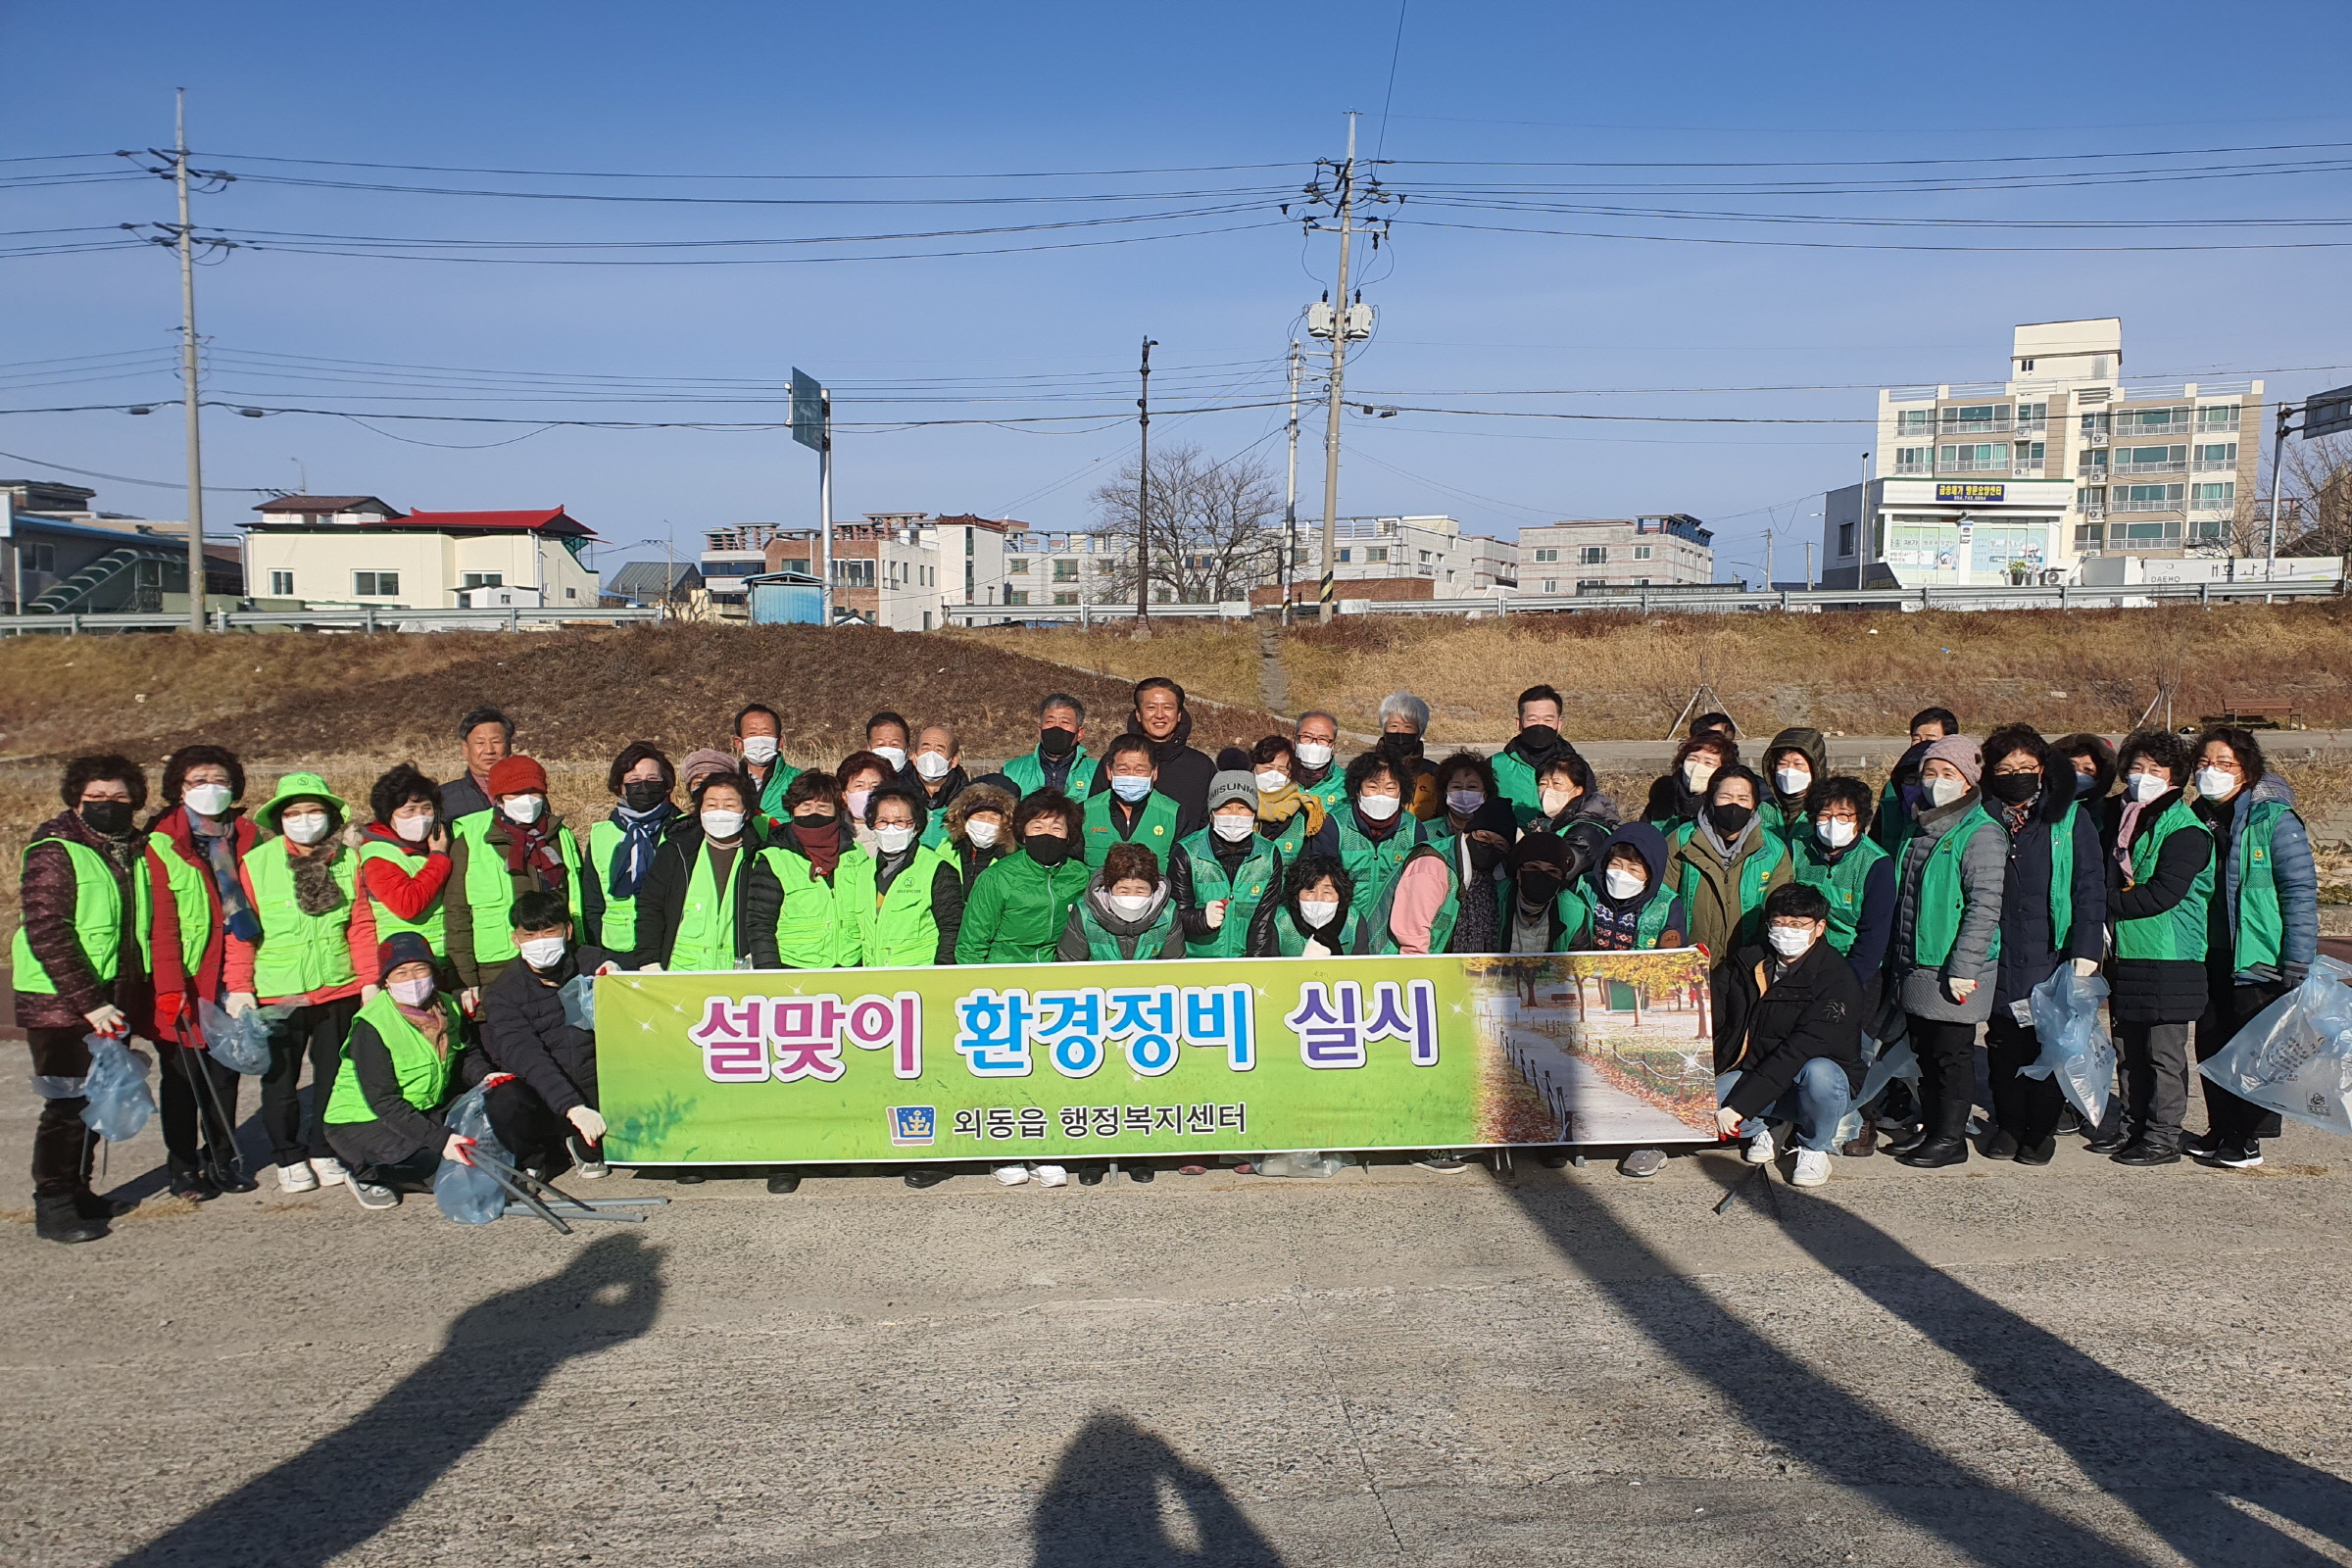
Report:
1713,883,1863,1189
1090,677,1215,836
480,890,614,1177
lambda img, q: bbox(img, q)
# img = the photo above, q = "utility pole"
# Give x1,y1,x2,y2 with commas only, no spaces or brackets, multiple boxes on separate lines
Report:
819,389,834,628
1316,113,1360,626
173,89,207,633
1282,338,1302,622
1764,529,1775,591
2267,397,2296,577
1136,335,1156,622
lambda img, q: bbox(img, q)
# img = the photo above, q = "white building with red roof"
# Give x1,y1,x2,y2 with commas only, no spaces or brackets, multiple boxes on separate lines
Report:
246,495,602,610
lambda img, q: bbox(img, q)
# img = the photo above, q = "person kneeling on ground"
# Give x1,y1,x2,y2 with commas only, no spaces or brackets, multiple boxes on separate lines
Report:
480,889,616,1181
1713,883,1864,1189
322,933,489,1210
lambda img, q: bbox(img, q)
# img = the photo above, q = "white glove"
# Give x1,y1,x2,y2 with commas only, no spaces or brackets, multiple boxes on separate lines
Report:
1947,977,1979,1002
1714,1103,1744,1136
1204,900,1228,930
1303,939,1332,958
637,962,664,973
566,1104,608,1144
2072,956,2101,978
460,987,482,1015
224,992,257,1019
82,1004,127,1036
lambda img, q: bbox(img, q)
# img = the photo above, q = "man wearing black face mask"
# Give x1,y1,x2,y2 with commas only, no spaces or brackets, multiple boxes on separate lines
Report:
1491,683,1570,824
1666,763,1793,1052
1004,693,1100,801
16,754,153,1244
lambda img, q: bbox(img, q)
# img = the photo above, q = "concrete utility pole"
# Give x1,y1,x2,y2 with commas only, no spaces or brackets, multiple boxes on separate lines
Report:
1283,338,1302,622
1317,113,1359,625
819,389,834,628
173,89,207,633
2267,397,2296,576
1136,335,1155,622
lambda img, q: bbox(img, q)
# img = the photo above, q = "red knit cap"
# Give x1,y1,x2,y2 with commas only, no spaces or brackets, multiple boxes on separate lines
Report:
487,754,549,798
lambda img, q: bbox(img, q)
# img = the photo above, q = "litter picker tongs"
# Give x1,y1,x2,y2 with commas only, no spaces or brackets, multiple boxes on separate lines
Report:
469,1149,669,1234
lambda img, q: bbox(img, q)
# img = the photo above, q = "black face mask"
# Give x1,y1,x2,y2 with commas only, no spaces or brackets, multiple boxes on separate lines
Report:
1024,832,1074,866
1707,801,1754,837
1516,724,1564,758
1467,837,1507,875
1038,726,1078,759
1380,734,1424,765
80,800,134,837
1984,771,2041,805
1516,867,1564,906
623,781,668,811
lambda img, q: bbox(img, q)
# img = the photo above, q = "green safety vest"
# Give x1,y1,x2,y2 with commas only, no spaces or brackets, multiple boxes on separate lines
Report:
841,843,946,967
11,837,148,995
1363,844,1460,956
754,760,805,826
1176,828,1283,958
1002,747,1100,801
243,840,360,1000
1263,810,1312,863
1265,903,1360,957
1560,878,1679,951
147,832,210,979
323,989,464,1125
1081,789,1180,871
670,838,746,971
2230,799,2290,971
1670,820,1788,954
1789,832,1889,957
1074,897,1178,961
754,845,860,969
2114,796,2214,962
1335,812,1424,926
1489,748,1542,826
454,812,584,969
2045,802,2078,954
1900,802,2004,969
1300,765,1348,814
359,837,448,953
583,818,662,955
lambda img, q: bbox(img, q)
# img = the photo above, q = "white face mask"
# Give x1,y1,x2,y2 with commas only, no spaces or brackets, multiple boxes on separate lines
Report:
1446,788,1485,815
1254,768,1290,795
1212,813,1255,842
913,751,953,781
1682,760,1718,792
1110,773,1152,803
1298,899,1341,928
1924,775,1968,808
1357,792,1401,822
740,734,779,764
1296,741,1334,769
1767,924,1816,958
1107,892,1154,919
393,811,433,844
844,789,873,819
965,818,1002,849
1774,767,1812,798
872,745,907,772
1603,866,1646,901
701,809,746,841
2193,766,2238,801
873,824,916,855
388,975,437,1007
2126,770,2168,803
1817,817,1858,850
280,810,331,846
517,936,567,969
502,793,545,824
1540,787,1575,817
183,783,234,817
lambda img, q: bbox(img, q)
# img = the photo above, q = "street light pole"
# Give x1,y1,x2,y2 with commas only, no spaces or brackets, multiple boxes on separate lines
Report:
1137,335,1155,622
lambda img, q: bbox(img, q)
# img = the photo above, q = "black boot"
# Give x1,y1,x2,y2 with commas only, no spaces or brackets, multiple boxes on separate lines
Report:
74,1187,136,1219
2014,1135,2057,1166
168,1159,220,1202
1885,1079,1937,1155
35,1193,107,1244
1980,1127,2019,1160
1896,1099,1971,1168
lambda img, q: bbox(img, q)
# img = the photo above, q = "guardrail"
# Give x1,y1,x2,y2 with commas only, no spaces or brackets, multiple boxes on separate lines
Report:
0,605,666,635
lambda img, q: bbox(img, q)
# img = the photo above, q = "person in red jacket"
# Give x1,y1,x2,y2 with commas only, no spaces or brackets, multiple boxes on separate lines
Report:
143,745,262,1200
356,762,454,988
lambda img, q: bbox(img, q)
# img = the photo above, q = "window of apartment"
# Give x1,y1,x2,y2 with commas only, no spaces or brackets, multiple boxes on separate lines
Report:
835,560,875,587
2017,442,2046,465
1531,547,1558,563
1053,591,1078,606
2078,449,2109,471
353,570,399,597
1095,558,1117,573
268,569,293,596
2119,407,2189,432
1579,545,1607,564
1418,550,1432,564
1637,577,1652,587
1008,558,1030,573
1894,409,1935,435
2116,483,2185,512
2080,412,2111,438
1634,544,1652,560
461,571,504,590
2115,444,2186,471
1053,559,1078,581
1893,445,1934,473
2192,481,2236,511
2197,405,2241,431
2194,442,2237,468
2016,400,2049,428
565,586,577,600
1940,403,2009,431
1938,443,2008,469
1337,548,1351,563
1005,589,1030,607
2075,520,2104,549
1837,522,1855,559
1365,546,1389,563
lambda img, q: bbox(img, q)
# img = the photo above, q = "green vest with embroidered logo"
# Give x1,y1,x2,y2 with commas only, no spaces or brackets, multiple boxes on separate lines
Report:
1074,897,1177,961
840,842,945,967
147,833,210,978
455,812,584,969
584,818,664,956
1362,844,1460,956
1670,819,1788,954
2230,798,2289,971
12,838,148,995
1336,811,1423,926
1002,747,1099,801
1081,789,1180,871
1789,832,1888,957
323,989,464,1125
359,837,448,953
1560,877,1678,951
1264,810,1312,864
670,838,746,971
755,844,859,969
2114,796,2213,962
243,840,360,1000
1266,903,1361,957
1177,828,1283,958
1901,802,2004,968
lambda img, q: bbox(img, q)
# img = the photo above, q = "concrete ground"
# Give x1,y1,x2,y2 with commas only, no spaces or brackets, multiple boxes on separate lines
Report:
5,1055,2352,1568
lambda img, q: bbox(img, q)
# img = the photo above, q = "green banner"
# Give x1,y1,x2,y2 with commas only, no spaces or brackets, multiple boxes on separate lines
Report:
596,948,1720,1165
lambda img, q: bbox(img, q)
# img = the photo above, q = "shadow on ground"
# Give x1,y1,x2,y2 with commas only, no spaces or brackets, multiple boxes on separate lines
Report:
1032,1410,1286,1568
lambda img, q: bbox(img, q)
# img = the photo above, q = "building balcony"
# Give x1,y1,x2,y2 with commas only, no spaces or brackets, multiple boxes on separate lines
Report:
2113,460,2187,475
2193,458,2238,472
2078,503,2107,519
2110,499,2182,514
1939,418,2013,435
1892,460,1935,476
1938,458,2010,474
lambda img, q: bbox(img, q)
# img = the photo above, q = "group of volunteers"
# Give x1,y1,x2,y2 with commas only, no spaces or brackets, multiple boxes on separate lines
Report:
13,670,2319,1241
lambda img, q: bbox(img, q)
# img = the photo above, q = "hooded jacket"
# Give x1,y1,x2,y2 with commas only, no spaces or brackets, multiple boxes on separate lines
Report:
1717,934,1866,1106
1564,821,1687,951
1667,809,1789,960
1056,872,1188,962
1759,726,1828,839
2197,772,2319,986
1090,709,1215,836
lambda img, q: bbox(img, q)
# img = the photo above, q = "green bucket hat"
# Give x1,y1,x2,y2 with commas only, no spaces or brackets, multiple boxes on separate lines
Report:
257,771,348,832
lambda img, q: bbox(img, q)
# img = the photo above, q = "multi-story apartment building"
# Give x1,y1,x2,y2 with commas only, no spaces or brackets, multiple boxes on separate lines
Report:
704,513,1021,628
1821,319,2265,588
1515,515,1715,594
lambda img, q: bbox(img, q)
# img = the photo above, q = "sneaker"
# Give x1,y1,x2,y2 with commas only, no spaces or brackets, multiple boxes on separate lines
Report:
309,1156,349,1189
566,1136,608,1180
2110,1138,2181,1166
1414,1153,1469,1172
1744,1128,1777,1165
1790,1149,1830,1188
1034,1164,1069,1189
1127,1165,1154,1184
2215,1139,2263,1170
2182,1129,2220,1159
903,1168,951,1190
1617,1147,1668,1179
276,1160,319,1194
349,1175,400,1210
764,1172,801,1195
994,1163,1031,1186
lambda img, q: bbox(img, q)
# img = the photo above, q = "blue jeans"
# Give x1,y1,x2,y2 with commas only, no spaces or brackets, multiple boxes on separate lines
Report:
1716,1058,1854,1153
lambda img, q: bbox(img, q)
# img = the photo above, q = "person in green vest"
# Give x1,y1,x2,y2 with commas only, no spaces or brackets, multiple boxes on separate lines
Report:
1873,706,1959,853
1293,710,1348,813
1429,752,1496,849
356,763,452,984
1246,854,1359,956
1057,841,1187,962
1562,822,1688,954
629,769,757,970
1171,771,1282,958
1002,693,1101,801
1665,763,1792,1046
1081,735,1182,870
1245,736,1335,862
842,784,962,966
225,771,373,1198
15,754,152,1244
1758,726,1828,846
745,770,862,970
941,781,1017,904
446,755,583,1007
579,742,678,959
909,725,969,848
1334,749,1433,930
1643,731,1738,831
1882,736,2006,1169
1488,683,1570,824
2090,730,2215,1167
1787,777,1896,1007
733,703,804,831
322,932,489,1210
2187,725,2319,1172
1366,799,1513,958
955,792,1089,964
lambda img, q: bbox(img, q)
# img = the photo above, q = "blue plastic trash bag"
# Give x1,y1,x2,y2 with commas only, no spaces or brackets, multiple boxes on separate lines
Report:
433,1084,516,1225
80,1035,155,1143
1856,1030,1921,1107
2198,954,2352,1136
197,997,273,1075
559,973,596,1032
2024,965,2116,1129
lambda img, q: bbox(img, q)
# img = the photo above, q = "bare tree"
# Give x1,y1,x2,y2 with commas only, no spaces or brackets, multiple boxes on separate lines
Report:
2256,429,2352,558
1090,442,1284,606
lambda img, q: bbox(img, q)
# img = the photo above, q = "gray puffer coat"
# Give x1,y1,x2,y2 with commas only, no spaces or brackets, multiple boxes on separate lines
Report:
1889,790,2007,1024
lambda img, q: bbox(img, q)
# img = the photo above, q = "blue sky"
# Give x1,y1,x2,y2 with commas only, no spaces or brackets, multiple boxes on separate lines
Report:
6,0,2351,580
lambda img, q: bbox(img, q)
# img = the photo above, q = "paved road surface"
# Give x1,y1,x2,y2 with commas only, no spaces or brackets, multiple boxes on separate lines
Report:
5,1052,2351,1568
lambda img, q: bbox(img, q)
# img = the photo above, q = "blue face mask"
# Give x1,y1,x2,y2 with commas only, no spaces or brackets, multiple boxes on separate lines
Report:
2074,770,2097,797
1111,773,1152,804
